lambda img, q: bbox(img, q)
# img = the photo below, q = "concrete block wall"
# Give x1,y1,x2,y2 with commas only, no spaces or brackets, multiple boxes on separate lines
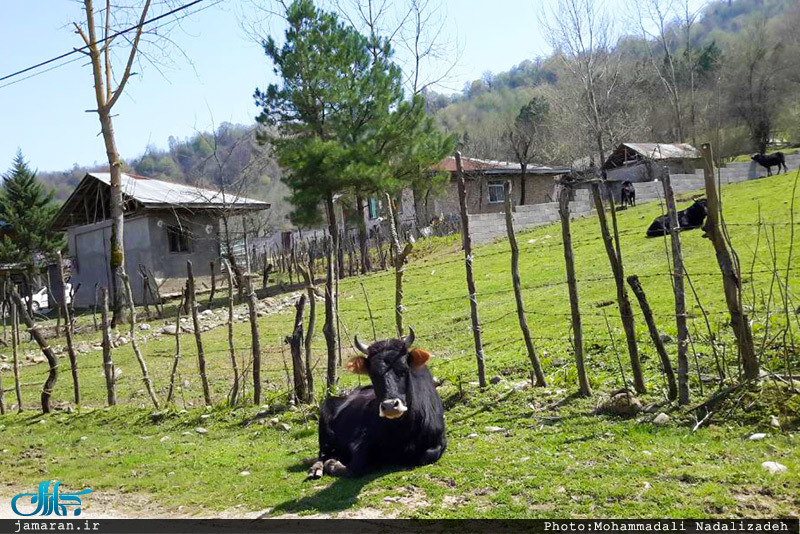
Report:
467,152,800,245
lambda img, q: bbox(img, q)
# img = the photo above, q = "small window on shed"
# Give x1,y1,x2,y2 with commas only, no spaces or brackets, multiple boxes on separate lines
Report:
367,197,379,220
167,225,191,253
488,180,505,203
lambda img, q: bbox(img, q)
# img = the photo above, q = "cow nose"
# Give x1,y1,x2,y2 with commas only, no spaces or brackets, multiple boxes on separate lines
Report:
379,398,407,419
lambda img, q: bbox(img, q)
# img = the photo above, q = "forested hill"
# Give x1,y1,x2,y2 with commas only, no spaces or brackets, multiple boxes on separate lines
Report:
428,0,800,164
37,123,292,225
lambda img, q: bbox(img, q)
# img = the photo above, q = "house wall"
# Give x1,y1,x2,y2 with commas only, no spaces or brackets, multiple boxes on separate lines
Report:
66,210,221,307
423,173,559,222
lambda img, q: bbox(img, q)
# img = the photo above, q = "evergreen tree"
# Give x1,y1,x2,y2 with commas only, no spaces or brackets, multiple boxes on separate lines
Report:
0,151,65,311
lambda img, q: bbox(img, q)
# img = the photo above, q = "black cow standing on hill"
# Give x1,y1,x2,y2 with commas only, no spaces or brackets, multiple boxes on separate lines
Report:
751,152,788,176
620,180,636,208
646,199,708,237
307,328,446,479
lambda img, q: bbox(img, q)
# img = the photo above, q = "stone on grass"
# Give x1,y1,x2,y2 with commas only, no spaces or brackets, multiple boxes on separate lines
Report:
484,426,504,433
652,413,670,425
240,470,251,476
139,323,151,331
161,325,179,336
748,433,767,441
761,461,787,474
195,427,208,435
770,416,781,428
160,436,171,443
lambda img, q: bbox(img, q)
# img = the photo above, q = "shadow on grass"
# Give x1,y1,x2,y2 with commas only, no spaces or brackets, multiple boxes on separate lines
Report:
265,464,398,517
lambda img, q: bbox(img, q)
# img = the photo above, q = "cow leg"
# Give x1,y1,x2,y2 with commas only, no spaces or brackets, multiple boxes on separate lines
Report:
306,460,324,480
323,459,351,477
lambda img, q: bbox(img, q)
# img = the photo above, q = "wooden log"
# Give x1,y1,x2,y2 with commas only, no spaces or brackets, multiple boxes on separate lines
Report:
627,275,678,401
120,273,160,410
558,187,592,396
223,259,240,406
503,181,546,386
455,151,487,388
591,183,646,394
10,288,57,413
661,169,690,403
285,294,309,403
187,261,213,406
700,143,759,380
100,288,116,406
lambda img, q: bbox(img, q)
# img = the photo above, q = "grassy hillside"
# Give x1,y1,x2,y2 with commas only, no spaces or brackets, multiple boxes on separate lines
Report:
0,170,798,518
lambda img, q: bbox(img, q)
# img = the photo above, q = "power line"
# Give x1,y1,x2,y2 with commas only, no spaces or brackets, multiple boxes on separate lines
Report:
0,0,210,86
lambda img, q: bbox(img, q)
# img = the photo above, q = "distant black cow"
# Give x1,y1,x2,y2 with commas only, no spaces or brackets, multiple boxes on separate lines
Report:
646,199,708,238
751,152,788,176
620,180,636,208
307,328,446,479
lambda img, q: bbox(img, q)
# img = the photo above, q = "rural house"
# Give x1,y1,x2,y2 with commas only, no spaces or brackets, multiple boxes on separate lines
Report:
603,142,701,183
50,172,270,307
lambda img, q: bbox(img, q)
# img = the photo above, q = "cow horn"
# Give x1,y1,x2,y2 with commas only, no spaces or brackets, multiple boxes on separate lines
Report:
402,326,415,349
353,334,369,355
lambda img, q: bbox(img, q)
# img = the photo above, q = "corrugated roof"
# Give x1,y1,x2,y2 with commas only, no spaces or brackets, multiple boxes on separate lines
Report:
435,156,567,175
620,143,699,161
89,172,270,208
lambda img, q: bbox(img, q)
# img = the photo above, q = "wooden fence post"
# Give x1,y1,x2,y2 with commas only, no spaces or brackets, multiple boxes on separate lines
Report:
455,151,487,388
166,290,184,405
661,169,690,403
386,192,413,337
591,182,646,394
244,257,262,406
223,259,240,406
627,275,678,401
208,260,217,306
700,143,759,379
286,294,310,403
120,273,160,410
558,187,592,396
187,261,213,406
503,180,546,386
57,252,80,406
100,288,116,406
11,297,22,412
298,264,316,402
10,288,57,413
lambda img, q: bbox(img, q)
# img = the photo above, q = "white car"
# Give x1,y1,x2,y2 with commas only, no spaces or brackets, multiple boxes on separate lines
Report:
26,284,72,313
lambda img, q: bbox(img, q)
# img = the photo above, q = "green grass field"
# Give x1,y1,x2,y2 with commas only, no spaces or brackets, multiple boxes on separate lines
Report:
1,170,799,518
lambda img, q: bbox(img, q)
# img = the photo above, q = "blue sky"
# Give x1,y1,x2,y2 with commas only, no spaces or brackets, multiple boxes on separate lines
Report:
0,0,700,172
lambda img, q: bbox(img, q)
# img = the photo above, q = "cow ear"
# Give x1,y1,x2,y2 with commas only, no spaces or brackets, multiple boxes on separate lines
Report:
409,348,431,368
347,356,369,375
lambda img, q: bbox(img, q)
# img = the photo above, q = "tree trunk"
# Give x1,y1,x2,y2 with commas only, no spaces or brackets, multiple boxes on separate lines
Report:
700,143,758,379
455,152,487,388
661,169,690,404
100,287,116,406
244,250,262,406
299,264,316,402
504,181,546,386
323,235,337,396
591,183,646,394
286,294,309,403
187,261,212,405
208,260,217,306
558,188,592,396
121,273,160,409
386,193,413,337
627,275,678,402
11,288,57,413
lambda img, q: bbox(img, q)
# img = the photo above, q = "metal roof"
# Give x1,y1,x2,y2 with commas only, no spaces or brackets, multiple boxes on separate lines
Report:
604,143,700,169
435,156,568,175
89,172,270,209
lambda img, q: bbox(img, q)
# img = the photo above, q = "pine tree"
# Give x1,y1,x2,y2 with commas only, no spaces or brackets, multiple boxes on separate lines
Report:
0,150,65,313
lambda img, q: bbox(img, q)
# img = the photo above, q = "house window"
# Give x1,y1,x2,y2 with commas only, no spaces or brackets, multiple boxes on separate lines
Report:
367,197,379,220
488,180,505,203
167,225,190,253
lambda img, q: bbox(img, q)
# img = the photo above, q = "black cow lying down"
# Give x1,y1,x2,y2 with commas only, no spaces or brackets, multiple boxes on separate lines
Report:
307,328,446,479
751,152,788,176
646,198,708,238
